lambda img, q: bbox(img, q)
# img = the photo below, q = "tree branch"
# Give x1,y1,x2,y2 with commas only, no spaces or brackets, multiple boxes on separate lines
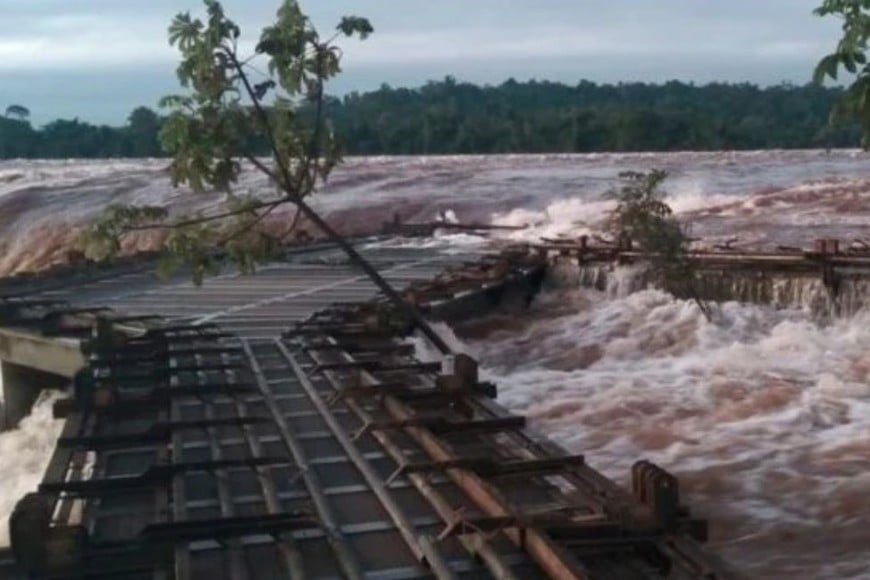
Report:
242,152,283,186
299,46,327,195
226,48,296,192
278,207,304,242
148,8,450,354
122,198,288,232
216,202,281,247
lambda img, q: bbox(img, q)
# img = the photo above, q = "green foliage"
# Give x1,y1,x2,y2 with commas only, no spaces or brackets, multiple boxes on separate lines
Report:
0,115,38,157
127,107,162,157
0,81,858,159
80,205,169,260
80,0,371,283
337,17,374,40
159,224,222,286
814,0,870,146
606,170,679,254
329,79,857,154
0,108,166,158
4,104,30,121
606,170,712,320
157,0,369,195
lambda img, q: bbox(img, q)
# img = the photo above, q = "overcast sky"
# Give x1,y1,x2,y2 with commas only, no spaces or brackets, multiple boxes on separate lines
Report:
0,0,843,125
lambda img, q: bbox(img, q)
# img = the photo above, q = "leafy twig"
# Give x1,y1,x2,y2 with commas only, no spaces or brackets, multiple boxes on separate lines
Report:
605,169,714,321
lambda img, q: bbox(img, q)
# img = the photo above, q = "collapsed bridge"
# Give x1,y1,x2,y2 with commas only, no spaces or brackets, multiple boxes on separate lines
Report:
513,235,870,316
0,239,738,579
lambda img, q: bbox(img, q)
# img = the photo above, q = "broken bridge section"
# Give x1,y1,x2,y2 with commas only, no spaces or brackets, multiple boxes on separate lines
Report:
0,242,737,579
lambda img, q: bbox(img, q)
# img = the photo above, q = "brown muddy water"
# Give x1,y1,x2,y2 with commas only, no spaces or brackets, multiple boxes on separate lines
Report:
2,151,870,577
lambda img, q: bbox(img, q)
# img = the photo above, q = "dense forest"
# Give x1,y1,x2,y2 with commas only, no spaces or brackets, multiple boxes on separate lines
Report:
0,106,161,159
0,79,859,159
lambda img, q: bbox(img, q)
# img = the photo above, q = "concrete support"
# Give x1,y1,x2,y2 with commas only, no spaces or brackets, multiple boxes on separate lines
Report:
0,329,84,379
1,361,68,431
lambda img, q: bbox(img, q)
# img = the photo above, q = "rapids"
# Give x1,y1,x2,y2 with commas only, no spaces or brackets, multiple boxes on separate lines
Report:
1,151,870,577
0,391,64,547
450,281,870,579
2,150,870,273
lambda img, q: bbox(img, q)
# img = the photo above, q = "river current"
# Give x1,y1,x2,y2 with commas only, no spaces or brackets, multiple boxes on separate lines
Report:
1,151,870,577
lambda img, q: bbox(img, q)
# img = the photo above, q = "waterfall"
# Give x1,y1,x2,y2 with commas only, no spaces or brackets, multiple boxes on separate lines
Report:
545,257,870,318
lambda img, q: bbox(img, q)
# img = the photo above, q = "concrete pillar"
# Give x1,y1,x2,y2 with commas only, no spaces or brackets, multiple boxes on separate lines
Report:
1,361,67,431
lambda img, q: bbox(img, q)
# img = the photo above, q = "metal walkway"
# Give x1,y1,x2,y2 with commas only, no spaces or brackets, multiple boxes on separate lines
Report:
24,245,473,338
0,242,736,579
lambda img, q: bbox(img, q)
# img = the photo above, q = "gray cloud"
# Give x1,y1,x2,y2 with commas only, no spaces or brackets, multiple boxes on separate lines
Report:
0,0,843,124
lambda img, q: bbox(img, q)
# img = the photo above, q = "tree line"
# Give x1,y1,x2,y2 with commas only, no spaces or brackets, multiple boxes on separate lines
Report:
1,79,860,159
0,106,161,159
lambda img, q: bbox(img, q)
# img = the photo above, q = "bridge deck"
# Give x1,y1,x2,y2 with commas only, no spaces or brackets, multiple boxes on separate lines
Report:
26,244,472,339
0,241,735,579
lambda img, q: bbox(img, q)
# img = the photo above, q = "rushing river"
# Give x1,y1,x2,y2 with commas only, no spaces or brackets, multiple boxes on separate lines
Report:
2,151,870,577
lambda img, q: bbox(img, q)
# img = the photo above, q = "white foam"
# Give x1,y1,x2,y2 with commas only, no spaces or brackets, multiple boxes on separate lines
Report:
364,231,490,254
488,183,742,244
0,390,65,547
3,151,870,574
665,184,742,215
405,321,471,363
491,198,615,242
454,286,870,576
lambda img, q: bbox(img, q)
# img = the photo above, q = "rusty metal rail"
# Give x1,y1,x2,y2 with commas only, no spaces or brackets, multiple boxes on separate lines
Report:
519,237,870,276
275,297,731,580
511,236,870,312
1,243,738,579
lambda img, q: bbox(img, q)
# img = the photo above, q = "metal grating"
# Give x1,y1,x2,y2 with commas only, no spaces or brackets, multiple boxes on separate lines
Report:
2,242,736,579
